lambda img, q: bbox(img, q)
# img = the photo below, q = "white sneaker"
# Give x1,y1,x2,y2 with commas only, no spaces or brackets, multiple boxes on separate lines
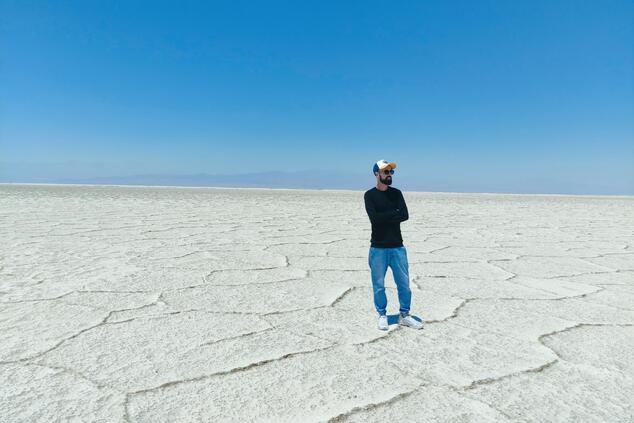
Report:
378,315,388,331
398,314,423,329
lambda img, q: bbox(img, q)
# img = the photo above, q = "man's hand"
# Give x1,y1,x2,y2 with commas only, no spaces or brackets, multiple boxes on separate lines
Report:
391,206,408,223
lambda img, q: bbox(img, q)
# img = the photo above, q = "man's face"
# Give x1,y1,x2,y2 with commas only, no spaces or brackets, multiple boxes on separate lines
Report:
377,168,393,185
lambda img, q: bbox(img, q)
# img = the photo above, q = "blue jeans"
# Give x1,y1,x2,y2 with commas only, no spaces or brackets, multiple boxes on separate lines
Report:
368,246,412,316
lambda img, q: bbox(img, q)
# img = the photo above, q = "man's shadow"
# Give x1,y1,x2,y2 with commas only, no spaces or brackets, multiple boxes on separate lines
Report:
387,314,423,326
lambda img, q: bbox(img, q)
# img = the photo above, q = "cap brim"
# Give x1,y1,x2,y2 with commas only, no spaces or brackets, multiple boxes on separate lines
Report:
383,162,397,170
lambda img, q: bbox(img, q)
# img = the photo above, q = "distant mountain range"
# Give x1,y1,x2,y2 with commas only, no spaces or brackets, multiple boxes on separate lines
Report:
2,168,631,195
11,170,376,191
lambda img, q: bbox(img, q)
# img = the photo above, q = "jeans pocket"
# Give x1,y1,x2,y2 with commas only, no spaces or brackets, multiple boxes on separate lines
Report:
397,247,409,269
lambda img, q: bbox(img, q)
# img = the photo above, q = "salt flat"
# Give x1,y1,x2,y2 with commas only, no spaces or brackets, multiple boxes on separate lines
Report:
1,184,633,422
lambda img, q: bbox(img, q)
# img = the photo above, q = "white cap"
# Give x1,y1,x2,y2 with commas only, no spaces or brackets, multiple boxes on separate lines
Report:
373,160,397,174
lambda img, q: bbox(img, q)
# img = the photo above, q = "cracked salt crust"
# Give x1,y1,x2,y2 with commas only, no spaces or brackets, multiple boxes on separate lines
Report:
1,184,633,422
463,325,634,422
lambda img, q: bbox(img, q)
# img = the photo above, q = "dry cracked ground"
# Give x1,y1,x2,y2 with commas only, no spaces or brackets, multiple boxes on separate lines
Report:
1,184,633,422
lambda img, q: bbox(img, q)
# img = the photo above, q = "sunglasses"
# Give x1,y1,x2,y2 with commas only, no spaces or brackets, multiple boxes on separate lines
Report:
381,169,395,175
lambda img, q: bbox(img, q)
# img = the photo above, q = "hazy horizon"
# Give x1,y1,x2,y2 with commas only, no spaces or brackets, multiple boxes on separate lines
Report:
1,167,632,196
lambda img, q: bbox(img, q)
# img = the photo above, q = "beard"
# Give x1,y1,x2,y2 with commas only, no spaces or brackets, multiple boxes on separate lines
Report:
380,175,392,185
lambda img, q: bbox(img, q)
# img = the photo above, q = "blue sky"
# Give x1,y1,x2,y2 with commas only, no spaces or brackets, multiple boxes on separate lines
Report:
1,1,632,194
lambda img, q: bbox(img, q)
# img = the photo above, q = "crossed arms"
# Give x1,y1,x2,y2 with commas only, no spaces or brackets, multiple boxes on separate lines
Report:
364,191,409,225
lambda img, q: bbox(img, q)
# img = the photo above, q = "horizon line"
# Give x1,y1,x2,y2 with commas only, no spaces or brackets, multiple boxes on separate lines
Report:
1,182,632,199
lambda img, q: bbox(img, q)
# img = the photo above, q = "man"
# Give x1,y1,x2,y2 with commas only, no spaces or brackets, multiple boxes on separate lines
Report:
364,160,423,331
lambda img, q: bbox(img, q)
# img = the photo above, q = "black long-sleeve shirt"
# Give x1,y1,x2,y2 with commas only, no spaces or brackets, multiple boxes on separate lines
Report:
364,186,409,248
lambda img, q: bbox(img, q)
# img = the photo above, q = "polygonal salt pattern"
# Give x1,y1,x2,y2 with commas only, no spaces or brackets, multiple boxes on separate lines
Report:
1,184,632,422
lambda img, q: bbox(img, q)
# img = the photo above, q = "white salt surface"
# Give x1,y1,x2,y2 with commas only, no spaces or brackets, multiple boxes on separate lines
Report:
1,184,633,422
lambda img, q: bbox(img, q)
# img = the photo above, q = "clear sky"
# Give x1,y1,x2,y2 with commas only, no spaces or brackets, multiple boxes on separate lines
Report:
1,0,632,194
